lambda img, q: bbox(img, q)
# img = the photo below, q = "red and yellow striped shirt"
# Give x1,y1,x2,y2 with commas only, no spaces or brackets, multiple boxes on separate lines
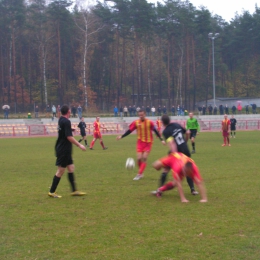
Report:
129,119,155,143
93,121,101,133
222,119,230,131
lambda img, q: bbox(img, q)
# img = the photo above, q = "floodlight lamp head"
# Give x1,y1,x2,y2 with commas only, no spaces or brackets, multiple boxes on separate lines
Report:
208,33,213,38
215,33,220,38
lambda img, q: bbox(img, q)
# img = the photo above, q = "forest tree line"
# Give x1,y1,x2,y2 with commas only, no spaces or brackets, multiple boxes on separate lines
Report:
0,0,260,112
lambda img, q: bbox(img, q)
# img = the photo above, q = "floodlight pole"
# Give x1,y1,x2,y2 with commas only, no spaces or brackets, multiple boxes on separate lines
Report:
208,33,219,107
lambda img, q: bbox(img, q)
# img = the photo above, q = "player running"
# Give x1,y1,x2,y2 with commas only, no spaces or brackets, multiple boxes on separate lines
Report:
77,117,88,146
152,152,207,203
117,109,165,180
221,114,231,146
186,112,200,153
152,114,198,195
89,117,108,150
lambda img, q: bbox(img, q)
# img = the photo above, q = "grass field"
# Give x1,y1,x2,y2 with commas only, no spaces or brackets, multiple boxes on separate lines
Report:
1,131,260,260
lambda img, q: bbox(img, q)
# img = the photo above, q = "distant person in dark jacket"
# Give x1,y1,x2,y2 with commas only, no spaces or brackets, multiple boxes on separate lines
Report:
245,105,249,114
219,104,224,115
157,106,162,116
171,106,175,116
213,105,218,115
225,104,229,115
202,105,206,115
231,105,236,114
208,105,213,115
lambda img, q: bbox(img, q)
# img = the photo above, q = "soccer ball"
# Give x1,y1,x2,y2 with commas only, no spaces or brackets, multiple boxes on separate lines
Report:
125,158,135,170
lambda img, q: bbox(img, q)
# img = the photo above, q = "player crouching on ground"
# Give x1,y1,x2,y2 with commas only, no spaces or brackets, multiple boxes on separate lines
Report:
152,152,207,203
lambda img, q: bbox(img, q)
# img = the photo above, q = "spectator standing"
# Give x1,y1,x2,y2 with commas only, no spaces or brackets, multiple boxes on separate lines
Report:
162,106,167,114
119,106,123,117
177,105,181,116
46,105,51,118
231,105,236,114
71,105,77,118
151,106,156,116
77,105,82,119
35,105,39,118
57,105,61,118
123,106,128,117
225,104,229,114
157,105,162,116
237,103,242,114
202,105,206,115
146,106,150,116
213,105,218,115
114,106,118,117
252,104,257,114
52,105,56,120
219,104,224,115
3,105,10,119
132,105,137,116
198,106,202,116
136,106,140,113
245,105,249,114
128,106,132,117
171,106,175,116
208,104,213,115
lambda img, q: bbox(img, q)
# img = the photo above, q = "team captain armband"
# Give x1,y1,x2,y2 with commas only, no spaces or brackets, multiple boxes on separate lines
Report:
166,136,174,143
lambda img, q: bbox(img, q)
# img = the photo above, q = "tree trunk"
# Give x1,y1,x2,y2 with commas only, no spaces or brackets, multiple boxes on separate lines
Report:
191,37,197,110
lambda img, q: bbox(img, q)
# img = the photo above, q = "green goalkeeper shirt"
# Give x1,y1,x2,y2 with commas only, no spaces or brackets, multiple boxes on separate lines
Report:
186,118,200,131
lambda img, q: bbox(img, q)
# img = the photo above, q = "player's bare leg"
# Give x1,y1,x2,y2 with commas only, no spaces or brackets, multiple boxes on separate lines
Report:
99,138,108,150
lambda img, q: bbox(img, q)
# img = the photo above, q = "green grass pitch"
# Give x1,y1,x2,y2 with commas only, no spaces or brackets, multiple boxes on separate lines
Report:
1,131,260,260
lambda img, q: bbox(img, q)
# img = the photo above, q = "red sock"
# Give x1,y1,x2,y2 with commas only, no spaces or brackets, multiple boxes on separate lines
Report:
159,182,175,192
138,160,142,167
90,140,95,148
138,162,147,175
227,137,229,144
100,141,105,148
223,137,226,145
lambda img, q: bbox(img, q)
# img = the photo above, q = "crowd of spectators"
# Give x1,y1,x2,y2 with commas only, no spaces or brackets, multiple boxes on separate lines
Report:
197,103,258,115
114,105,188,117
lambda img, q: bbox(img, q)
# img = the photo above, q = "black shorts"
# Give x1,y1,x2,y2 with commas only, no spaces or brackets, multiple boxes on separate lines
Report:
190,129,197,138
80,131,86,137
56,154,73,168
231,126,236,131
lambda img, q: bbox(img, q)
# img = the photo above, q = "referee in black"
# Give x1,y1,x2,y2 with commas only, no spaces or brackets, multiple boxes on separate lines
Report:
78,117,88,146
48,105,86,198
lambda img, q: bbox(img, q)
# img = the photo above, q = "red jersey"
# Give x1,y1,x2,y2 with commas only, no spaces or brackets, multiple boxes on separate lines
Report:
93,121,101,133
222,119,230,131
160,152,202,183
129,119,155,143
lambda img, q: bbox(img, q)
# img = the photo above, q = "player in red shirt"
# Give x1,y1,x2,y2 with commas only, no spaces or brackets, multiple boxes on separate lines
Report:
89,117,108,150
117,109,165,180
221,114,231,146
152,152,207,203
156,117,162,135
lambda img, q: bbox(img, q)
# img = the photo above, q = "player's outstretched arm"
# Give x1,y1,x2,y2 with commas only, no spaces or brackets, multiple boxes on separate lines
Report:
117,129,132,140
153,128,164,144
194,177,207,202
175,177,189,203
67,136,86,151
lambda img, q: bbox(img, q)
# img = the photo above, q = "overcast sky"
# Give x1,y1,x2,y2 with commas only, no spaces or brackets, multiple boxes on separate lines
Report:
188,0,258,21
74,0,258,22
